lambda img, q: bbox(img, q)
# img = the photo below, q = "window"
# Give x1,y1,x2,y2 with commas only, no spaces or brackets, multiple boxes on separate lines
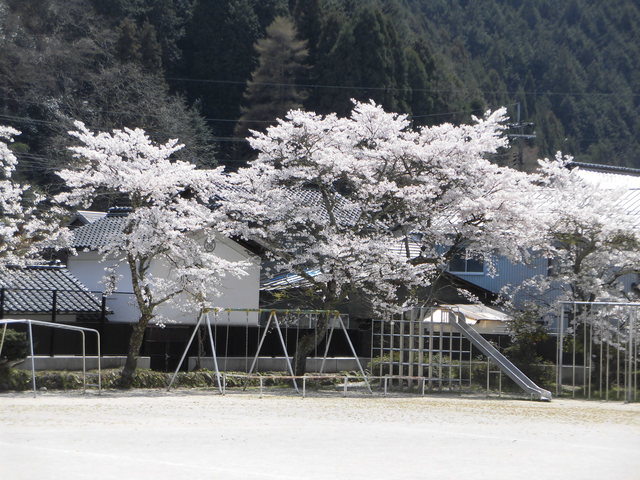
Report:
448,249,484,274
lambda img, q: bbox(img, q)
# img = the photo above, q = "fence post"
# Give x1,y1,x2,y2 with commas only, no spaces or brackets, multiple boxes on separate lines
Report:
49,289,58,357
0,287,4,319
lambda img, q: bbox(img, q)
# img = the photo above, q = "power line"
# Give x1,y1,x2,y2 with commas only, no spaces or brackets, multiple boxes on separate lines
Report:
0,91,509,125
166,76,640,98
0,104,516,145
0,91,276,124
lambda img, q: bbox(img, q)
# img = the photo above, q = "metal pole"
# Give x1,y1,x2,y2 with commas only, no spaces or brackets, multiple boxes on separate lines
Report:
583,309,587,398
408,310,414,385
247,311,274,376
459,330,463,394
633,340,638,402
617,325,621,401
389,320,394,379
378,318,383,378
628,311,634,402
319,314,336,373
572,303,576,398
168,312,205,391
337,315,372,394
469,340,473,390
599,337,603,399
418,310,425,381
205,313,223,394
606,338,610,401
81,331,86,394
439,316,444,391
428,314,434,391
588,320,593,399
0,323,6,357
245,311,249,373
272,313,299,393
399,312,405,382
448,323,453,390
343,375,348,397
97,330,102,393
557,305,565,396
302,376,306,398
28,321,36,398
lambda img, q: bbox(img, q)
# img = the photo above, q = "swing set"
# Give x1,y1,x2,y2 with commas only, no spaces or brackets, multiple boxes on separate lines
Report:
167,308,371,395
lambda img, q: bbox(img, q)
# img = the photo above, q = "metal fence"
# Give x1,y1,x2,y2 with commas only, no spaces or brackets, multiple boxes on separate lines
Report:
556,301,640,402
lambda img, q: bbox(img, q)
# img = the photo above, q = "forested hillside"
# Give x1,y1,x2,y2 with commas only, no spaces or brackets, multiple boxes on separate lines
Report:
1,0,638,193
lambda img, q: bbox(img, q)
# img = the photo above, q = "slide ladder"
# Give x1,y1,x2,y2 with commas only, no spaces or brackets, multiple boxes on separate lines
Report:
447,311,552,401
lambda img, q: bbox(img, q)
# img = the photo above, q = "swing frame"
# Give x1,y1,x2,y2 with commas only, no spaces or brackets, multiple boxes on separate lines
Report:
167,308,371,395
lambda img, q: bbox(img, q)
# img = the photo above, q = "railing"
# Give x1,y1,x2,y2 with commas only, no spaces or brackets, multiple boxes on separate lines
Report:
219,373,436,398
0,319,101,397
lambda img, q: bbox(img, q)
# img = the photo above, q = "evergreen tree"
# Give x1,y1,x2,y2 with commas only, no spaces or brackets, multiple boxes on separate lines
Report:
116,18,142,63
139,21,162,71
314,6,408,116
234,16,309,144
180,0,263,143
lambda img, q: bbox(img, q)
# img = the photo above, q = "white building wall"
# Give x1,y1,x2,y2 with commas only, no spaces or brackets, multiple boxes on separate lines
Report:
66,235,260,326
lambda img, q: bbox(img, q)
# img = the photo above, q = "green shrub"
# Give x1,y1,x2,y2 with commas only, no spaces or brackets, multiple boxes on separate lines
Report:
0,328,29,390
0,328,28,364
504,309,555,388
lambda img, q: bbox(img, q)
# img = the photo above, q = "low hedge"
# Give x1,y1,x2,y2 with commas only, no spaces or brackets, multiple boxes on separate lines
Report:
0,368,237,391
0,368,346,391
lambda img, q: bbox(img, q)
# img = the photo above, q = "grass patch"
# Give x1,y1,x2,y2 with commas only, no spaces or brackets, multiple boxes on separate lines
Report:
0,368,236,391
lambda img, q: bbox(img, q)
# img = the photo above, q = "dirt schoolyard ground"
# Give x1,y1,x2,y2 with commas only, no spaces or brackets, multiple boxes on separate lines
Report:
0,390,638,480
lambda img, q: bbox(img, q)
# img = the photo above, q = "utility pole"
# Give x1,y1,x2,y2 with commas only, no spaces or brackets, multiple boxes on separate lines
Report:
506,103,536,171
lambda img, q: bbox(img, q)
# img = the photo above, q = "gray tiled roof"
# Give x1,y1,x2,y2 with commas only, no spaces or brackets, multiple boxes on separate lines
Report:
0,266,103,314
71,185,360,251
281,187,360,226
212,180,360,227
568,162,640,176
71,210,130,249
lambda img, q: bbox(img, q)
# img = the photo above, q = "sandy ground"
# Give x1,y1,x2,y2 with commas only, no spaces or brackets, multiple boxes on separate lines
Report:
0,390,639,480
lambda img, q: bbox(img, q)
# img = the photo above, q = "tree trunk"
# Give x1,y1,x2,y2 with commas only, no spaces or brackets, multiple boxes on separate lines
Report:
119,312,152,388
293,313,331,376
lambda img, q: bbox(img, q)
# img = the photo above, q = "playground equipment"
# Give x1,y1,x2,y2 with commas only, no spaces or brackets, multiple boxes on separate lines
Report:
449,310,551,400
372,306,551,401
556,301,639,402
168,308,371,395
0,319,101,397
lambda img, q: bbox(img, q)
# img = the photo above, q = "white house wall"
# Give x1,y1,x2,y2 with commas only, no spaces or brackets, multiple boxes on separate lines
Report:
150,234,260,326
66,235,260,326
66,250,137,323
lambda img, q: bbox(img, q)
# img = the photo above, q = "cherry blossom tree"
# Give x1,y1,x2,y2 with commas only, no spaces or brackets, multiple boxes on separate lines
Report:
501,157,640,367
512,155,640,310
0,126,64,266
57,122,248,387
222,100,548,374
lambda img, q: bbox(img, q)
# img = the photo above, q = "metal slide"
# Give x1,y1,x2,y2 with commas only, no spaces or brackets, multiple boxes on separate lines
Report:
447,311,552,401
